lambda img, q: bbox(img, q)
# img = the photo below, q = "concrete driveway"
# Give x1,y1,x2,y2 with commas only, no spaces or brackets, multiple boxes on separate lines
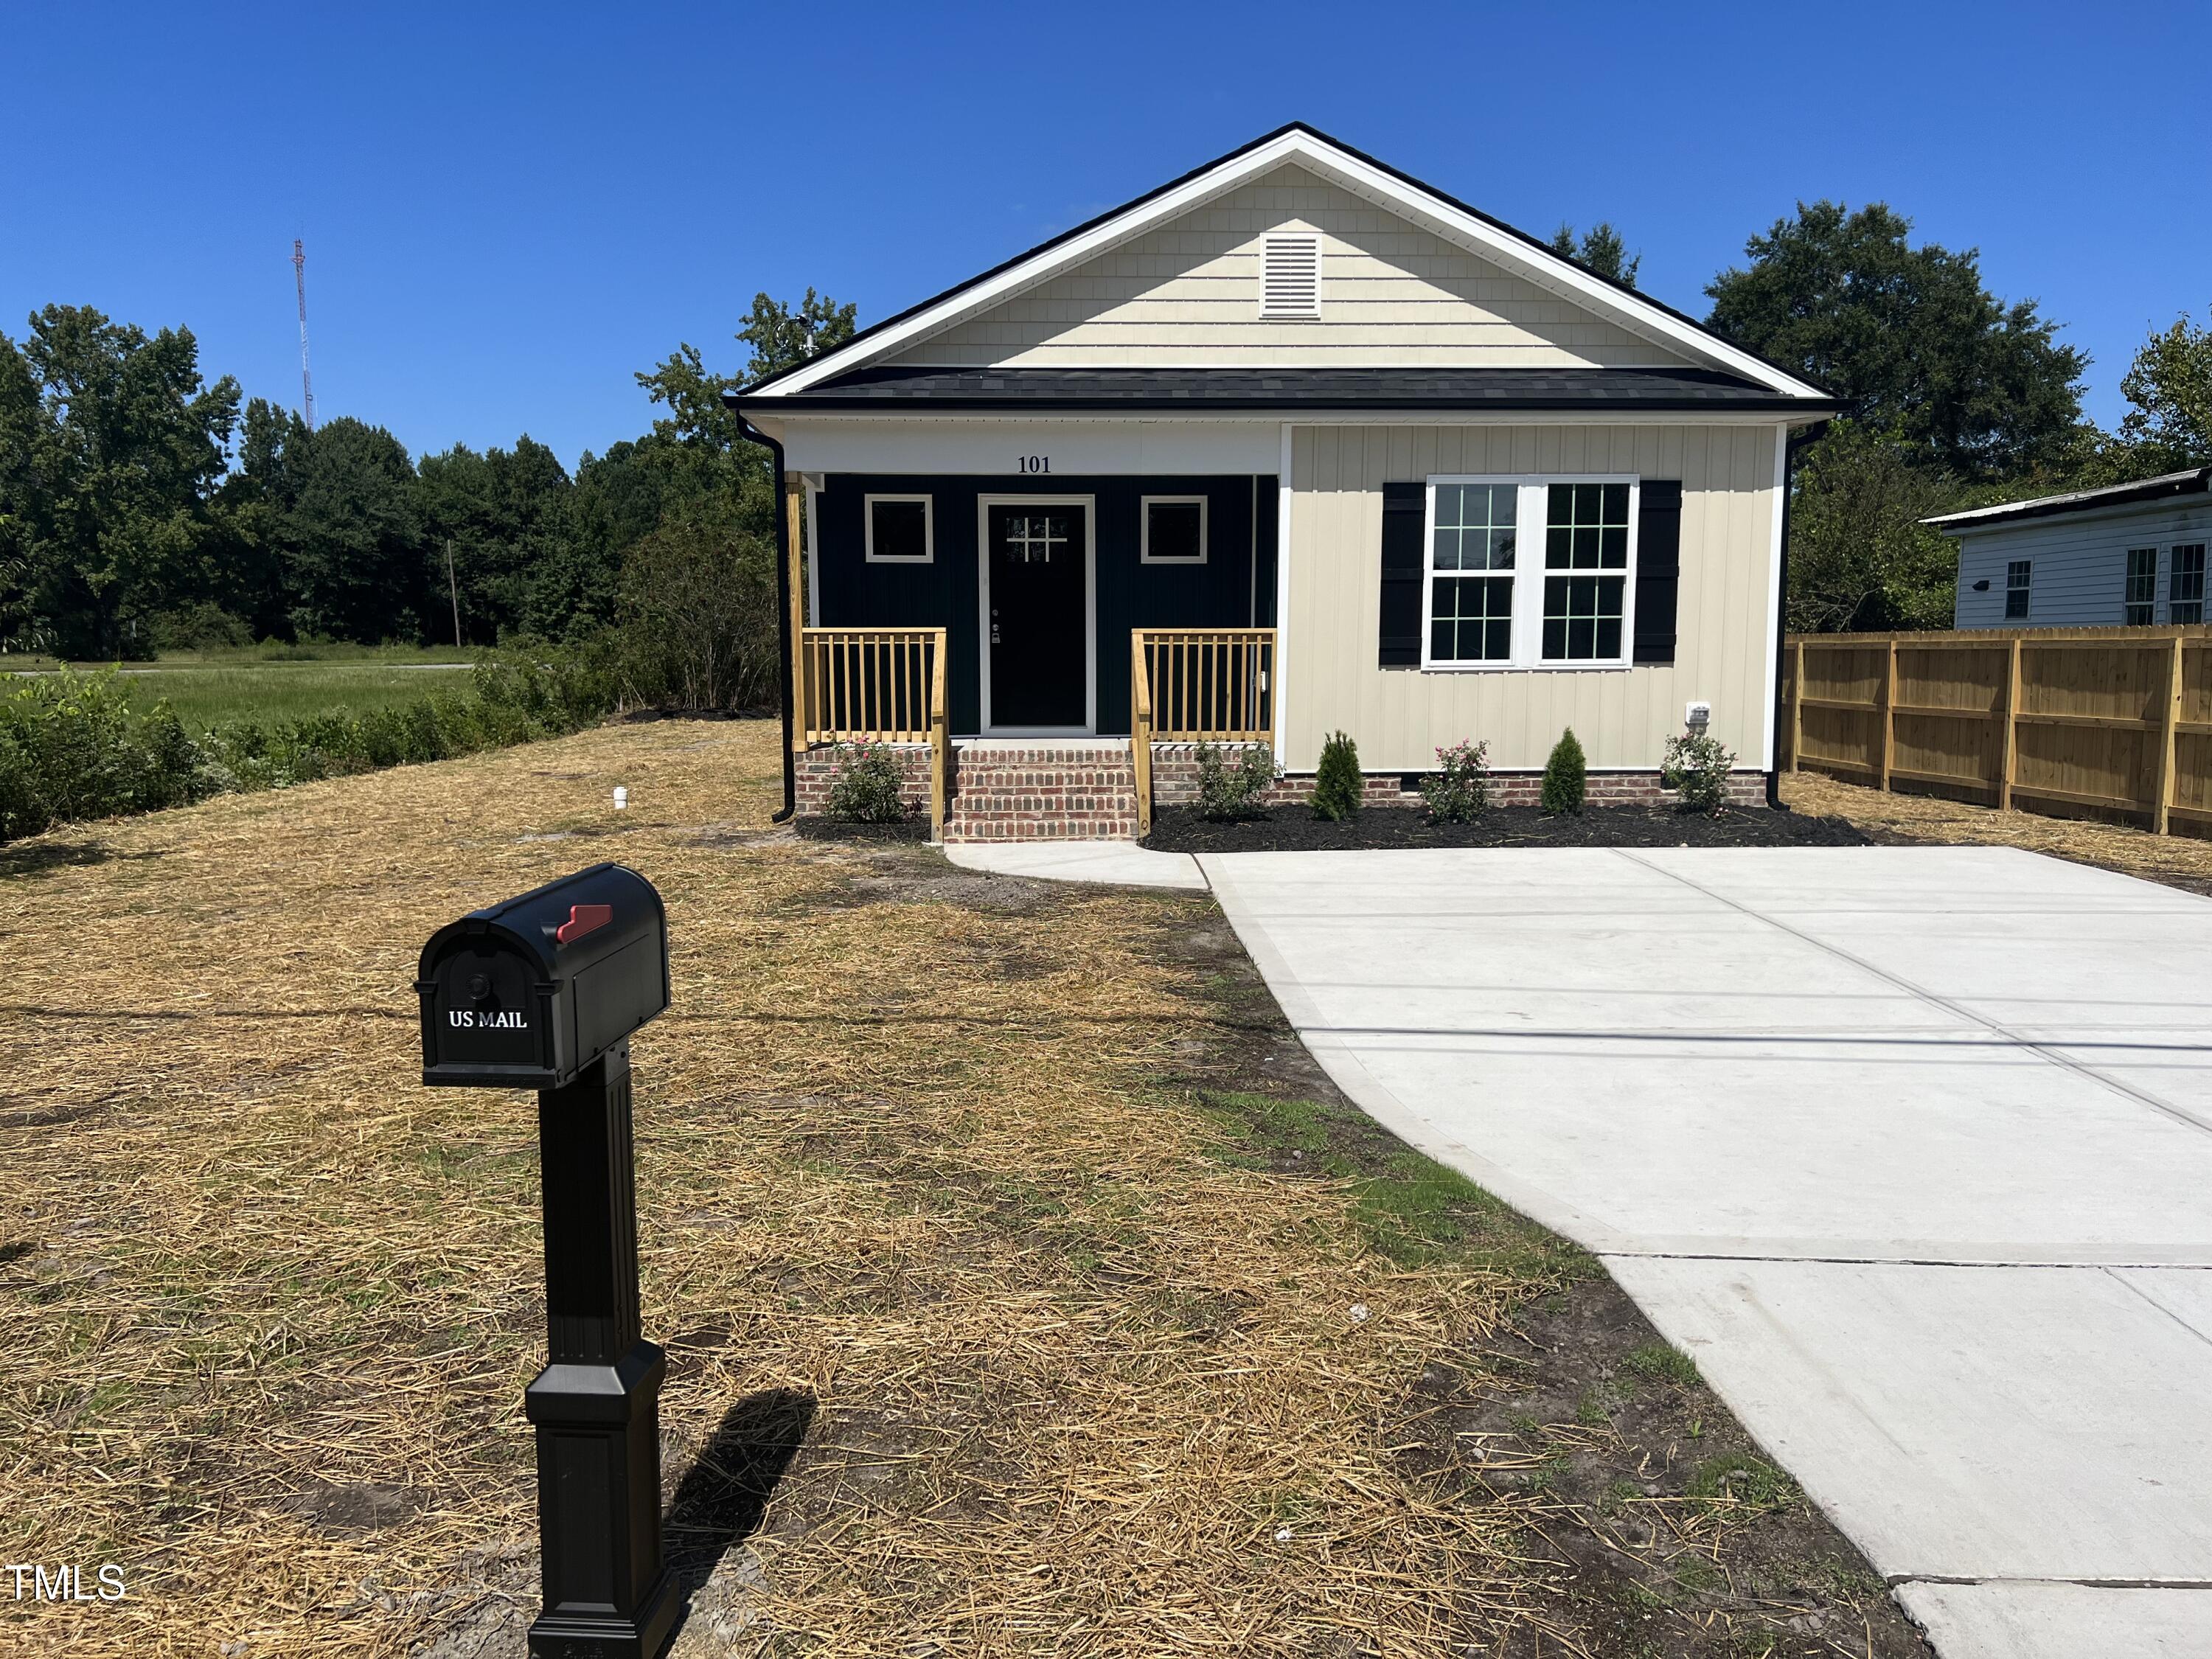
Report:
1203,845,2212,1659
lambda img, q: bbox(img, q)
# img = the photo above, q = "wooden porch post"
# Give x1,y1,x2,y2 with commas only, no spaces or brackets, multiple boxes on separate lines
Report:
785,476,807,753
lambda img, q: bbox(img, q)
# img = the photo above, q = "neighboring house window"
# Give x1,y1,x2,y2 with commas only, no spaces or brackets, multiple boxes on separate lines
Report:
2173,544,2208,625
865,494,933,563
2005,560,2032,620
1140,496,1207,564
1260,234,1321,319
1421,476,1638,669
1427,483,1517,662
2125,547,2159,625
1543,483,1632,661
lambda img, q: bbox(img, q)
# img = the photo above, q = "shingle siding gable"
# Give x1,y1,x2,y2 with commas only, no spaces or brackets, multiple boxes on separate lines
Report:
888,164,1694,372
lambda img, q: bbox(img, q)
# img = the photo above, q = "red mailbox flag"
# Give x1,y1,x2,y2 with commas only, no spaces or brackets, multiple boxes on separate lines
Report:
556,904,613,945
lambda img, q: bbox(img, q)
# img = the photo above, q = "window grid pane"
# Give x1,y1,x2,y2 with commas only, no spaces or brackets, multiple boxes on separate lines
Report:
1432,484,1517,571
2005,560,2032,621
1430,575,1514,662
1543,574,1625,661
2173,544,2207,626
2125,548,2158,625
1545,482,1630,571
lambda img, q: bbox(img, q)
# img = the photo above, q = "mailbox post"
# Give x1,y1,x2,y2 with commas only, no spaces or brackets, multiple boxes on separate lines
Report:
417,864,678,1659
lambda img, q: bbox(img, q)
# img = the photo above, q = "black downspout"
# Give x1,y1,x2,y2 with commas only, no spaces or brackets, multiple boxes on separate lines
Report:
732,411,798,822
1766,420,1829,811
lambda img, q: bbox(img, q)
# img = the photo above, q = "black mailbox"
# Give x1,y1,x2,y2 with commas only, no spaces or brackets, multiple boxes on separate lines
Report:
415,862,668,1090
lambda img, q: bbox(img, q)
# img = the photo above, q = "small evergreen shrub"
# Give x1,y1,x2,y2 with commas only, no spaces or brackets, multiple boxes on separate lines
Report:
1420,739,1491,824
1192,741,1275,821
1540,728,1587,815
1662,731,1738,815
824,741,911,822
1311,730,1364,821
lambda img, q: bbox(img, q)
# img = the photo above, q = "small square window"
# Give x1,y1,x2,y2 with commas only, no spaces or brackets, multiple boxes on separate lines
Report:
2172,544,2207,626
1141,496,1207,564
2125,547,2158,625
865,495,932,563
2005,560,2031,620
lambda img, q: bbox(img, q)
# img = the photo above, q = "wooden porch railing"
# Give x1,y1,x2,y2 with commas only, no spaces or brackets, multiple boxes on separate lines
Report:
1129,627,1276,835
799,627,950,838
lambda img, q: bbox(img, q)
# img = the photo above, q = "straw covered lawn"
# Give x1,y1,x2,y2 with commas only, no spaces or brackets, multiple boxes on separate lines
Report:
4,720,1916,1657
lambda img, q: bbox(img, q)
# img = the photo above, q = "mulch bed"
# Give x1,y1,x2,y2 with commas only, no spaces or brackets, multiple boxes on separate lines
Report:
1146,803,1875,853
794,814,931,842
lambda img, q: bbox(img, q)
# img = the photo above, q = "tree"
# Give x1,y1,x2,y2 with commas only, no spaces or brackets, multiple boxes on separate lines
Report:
2115,309,2212,470
280,417,425,642
1706,203,2086,479
737,288,858,382
416,435,583,642
1783,420,1965,633
1547,223,1640,288
1,305,240,657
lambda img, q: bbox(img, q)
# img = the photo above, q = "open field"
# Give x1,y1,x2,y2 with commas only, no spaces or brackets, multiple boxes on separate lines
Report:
1,720,1918,1658
5,648,476,729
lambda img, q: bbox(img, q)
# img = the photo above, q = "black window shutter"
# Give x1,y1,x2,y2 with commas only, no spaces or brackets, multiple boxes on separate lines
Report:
1379,481,1425,667
1632,480,1683,665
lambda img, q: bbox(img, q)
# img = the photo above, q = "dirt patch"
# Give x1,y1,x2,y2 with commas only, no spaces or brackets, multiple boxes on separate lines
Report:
1147,803,1874,853
1785,768,2212,897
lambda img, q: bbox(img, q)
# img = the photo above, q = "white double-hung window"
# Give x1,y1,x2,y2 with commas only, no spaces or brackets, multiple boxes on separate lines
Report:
1422,476,1638,669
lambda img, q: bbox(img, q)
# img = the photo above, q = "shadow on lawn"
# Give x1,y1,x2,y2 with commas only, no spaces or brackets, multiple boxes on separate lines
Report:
663,1386,816,1622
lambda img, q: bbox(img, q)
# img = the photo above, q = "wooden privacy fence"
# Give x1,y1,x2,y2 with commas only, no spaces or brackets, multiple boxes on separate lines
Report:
1785,626,2212,836
1130,627,1276,835
798,627,950,836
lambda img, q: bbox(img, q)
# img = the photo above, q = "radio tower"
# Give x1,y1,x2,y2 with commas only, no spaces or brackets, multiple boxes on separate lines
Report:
292,238,316,431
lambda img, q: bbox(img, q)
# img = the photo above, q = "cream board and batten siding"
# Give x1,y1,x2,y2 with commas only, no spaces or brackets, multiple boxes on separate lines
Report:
889,164,1692,370
1951,498,2211,627
1284,423,1781,774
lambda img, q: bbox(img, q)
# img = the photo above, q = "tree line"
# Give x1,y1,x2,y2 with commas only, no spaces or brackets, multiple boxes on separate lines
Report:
4,204,2208,658
0,291,855,702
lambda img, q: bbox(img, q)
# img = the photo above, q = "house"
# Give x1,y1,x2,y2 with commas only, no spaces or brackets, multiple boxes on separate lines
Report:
729,124,1835,839
1927,467,2211,630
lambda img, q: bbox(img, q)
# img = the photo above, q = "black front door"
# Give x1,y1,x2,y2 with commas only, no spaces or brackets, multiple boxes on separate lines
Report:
986,501,1088,728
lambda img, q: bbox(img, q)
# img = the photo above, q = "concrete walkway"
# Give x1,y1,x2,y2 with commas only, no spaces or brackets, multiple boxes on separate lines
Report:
1200,846,2212,1659
943,839,1207,889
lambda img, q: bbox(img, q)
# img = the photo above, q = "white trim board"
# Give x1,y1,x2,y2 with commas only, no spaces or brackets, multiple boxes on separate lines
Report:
975,493,1099,737
744,129,1826,403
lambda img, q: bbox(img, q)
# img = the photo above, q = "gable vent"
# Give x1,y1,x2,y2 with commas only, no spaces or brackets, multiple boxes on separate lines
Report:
1261,233,1321,319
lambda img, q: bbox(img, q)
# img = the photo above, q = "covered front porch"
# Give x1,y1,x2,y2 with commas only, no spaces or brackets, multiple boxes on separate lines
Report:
788,623,1276,840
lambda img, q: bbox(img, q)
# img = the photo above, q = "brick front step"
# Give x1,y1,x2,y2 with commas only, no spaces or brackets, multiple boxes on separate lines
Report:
944,743,1139,843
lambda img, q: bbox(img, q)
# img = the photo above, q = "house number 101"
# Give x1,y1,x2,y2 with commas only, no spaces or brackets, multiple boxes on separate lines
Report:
1017,455,1051,473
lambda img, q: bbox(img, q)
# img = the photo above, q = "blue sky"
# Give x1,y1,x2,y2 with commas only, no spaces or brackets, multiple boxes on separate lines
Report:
6,1,2204,467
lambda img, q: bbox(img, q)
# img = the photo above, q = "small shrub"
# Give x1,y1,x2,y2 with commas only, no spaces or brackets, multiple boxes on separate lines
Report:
1661,731,1737,815
1311,730,1363,821
1192,741,1275,821
1540,728,1586,815
1420,739,1490,824
824,741,911,822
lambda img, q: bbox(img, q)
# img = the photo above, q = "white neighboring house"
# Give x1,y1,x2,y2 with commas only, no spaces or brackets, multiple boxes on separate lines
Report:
1928,467,2211,629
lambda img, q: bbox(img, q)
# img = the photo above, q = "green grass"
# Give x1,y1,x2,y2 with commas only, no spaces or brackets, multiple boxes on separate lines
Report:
1621,1340,1702,1388
6,652,476,729
1193,1090,1598,1281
